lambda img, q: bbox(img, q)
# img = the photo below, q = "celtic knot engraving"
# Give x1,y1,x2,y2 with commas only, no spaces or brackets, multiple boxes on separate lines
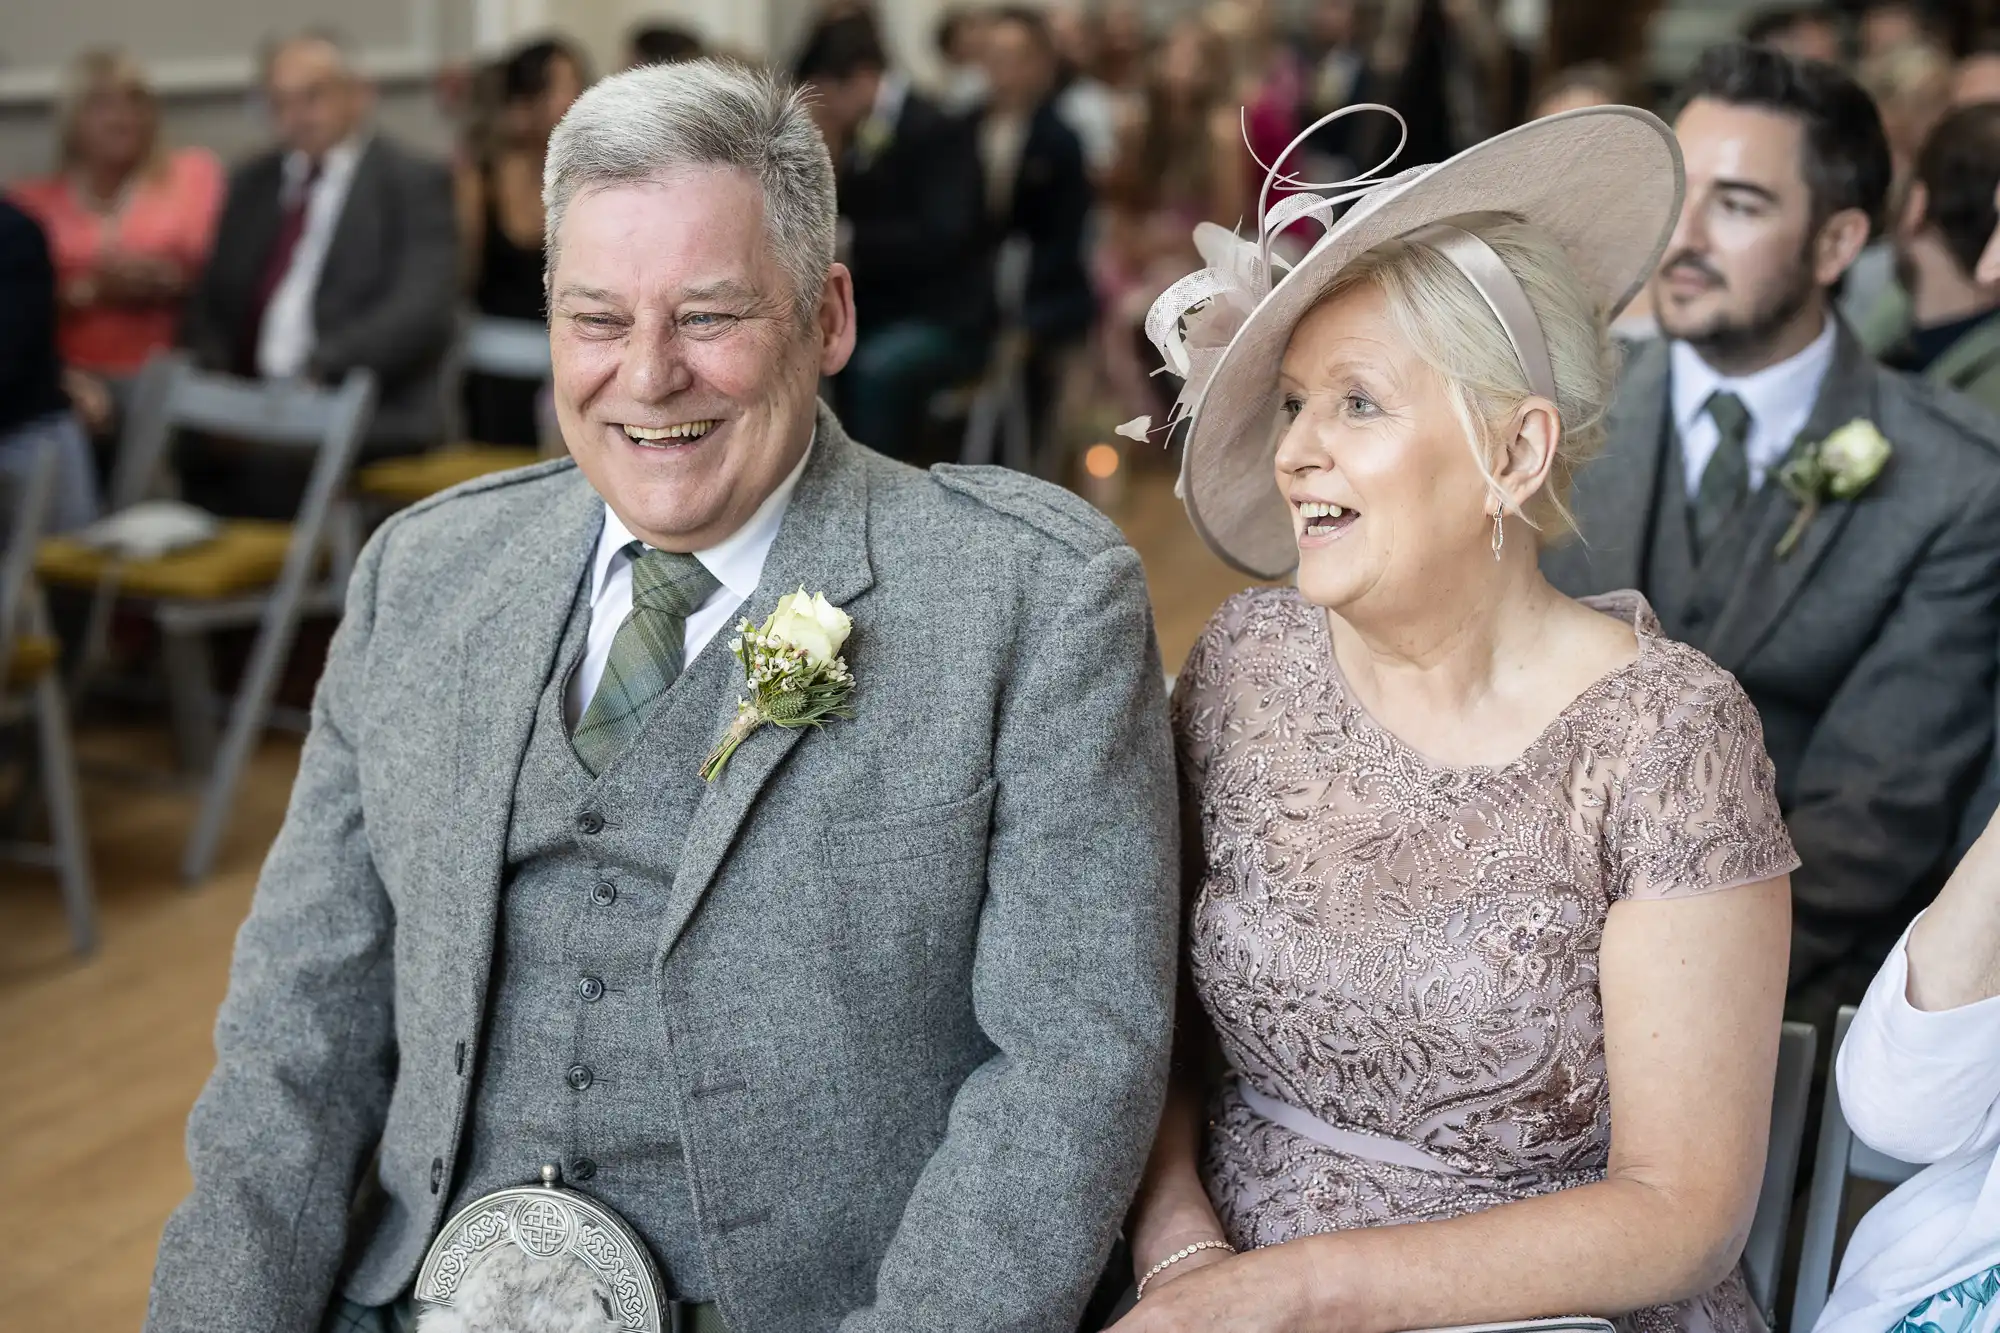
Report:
576,1222,622,1272
510,1198,574,1257
427,1208,509,1299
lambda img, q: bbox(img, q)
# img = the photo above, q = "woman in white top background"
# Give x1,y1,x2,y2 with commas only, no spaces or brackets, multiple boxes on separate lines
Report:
1812,810,2000,1333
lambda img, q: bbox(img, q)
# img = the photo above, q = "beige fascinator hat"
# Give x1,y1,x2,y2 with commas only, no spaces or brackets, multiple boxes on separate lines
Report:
1127,104,1685,578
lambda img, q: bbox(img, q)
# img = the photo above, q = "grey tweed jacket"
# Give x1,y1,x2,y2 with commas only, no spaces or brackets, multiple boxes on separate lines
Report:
144,407,1179,1332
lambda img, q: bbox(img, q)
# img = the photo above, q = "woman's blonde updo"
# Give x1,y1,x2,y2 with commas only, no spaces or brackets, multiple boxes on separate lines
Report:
1314,210,1619,541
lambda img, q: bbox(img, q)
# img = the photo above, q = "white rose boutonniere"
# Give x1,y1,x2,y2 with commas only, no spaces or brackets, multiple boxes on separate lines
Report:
1773,418,1893,558
700,588,856,782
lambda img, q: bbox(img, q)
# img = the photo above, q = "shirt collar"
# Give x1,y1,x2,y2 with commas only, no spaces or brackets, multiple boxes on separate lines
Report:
1669,315,1838,443
587,432,815,607
283,131,367,190
872,72,909,129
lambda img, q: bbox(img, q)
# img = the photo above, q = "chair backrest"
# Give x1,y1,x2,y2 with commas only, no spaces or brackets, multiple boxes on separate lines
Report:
109,352,379,513
462,314,552,380
1791,1005,1923,1333
1743,1021,1819,1327
0,440,60,691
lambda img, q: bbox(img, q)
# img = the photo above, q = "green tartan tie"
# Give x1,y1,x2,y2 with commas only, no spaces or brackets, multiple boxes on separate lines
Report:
1691,390,1753,559
572,543,720,776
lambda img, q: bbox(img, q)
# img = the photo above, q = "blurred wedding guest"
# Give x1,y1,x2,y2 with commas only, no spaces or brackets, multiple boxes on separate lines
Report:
180,30,455,517
1124,113,1793,1333
1352,0,1532,169
456,37,587,446
0,200,99,531
10,50,223,445
1954,35,2000,108
1861,104,2000,414
1097,18,1245,417
936,6,992,113
624,22,702,69
1744,6,1845,66
1843,39,1952,326
1047,6,1122,175
797,15,989,461
1529,61,1634,119
977,6,1096,456
1811,809,2000,1333
1860,0,1940,60
1547,45,2000,1039
1296,0,1366,124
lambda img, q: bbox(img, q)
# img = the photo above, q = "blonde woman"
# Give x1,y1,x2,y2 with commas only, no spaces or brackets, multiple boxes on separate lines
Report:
11,50,222,416
1117,108,1796,1333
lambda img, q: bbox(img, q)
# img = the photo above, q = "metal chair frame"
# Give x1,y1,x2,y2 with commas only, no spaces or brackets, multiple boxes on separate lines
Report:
1744,1021,1819,1328
1791,1005,1921,1333
1,439,96,952
68,352,377,883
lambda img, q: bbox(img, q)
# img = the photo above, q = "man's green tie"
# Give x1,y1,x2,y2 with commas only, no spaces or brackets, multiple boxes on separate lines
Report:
573,544,720,776
1692,390,1754,558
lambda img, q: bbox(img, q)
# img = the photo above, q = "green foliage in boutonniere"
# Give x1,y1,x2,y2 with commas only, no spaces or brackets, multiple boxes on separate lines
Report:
700,589,856,782
1773,418,1892,558
854,115,894,168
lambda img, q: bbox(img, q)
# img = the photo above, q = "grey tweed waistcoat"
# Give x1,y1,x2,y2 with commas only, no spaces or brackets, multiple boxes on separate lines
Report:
1646,423,1779,649
444,572,715,1300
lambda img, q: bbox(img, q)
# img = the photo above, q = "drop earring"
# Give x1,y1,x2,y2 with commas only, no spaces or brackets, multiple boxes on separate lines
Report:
1491,503,1505,560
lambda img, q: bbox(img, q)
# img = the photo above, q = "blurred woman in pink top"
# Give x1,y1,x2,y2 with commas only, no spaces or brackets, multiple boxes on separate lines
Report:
11,49,224,426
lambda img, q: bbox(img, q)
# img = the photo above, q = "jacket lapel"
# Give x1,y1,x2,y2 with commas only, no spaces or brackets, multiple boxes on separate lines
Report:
443,468,604,1000
1702,323,1878,672
658,408,876,955
1577,338,1671,590
1931,310,2000,398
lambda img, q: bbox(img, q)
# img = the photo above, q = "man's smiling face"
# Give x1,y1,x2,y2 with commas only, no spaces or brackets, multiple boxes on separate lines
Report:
548,165,835,552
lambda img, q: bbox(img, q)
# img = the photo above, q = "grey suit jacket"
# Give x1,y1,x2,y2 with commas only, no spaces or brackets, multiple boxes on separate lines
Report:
1545,327,2000,1004
181,134,457,447
144,409,1179,1332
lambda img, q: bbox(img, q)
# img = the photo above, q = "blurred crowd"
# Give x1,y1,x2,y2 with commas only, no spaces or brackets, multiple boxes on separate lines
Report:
13,0,2000,522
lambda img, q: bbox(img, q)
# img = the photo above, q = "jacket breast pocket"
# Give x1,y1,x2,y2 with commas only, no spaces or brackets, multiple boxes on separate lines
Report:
822,779,996,953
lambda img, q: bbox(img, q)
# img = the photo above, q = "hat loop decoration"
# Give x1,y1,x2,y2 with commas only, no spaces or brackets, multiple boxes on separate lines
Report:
1121,103,1412,444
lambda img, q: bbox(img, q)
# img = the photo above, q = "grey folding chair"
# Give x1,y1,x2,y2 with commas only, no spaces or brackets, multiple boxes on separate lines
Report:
1743,1021,1819,1328
1791,1006,1922,1333
40,352,377,884
1,439,96,953
960,236,1036,473
462,312,553,381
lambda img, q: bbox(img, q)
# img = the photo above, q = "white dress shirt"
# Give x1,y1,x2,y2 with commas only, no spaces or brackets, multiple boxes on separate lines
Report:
1669,316,1838,496
257,134,367,380
1813,918,2000,1333
564,441,813,728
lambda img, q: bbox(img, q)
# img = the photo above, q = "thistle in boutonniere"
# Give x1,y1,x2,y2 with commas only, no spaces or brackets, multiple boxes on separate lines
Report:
700,588,856,782
1773,418,1893,559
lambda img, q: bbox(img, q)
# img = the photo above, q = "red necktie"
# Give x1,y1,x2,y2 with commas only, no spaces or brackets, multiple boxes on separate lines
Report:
238,159,323,375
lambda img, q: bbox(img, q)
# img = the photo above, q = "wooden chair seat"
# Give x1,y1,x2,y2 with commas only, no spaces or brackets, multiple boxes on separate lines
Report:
356,444,541,506
38,520,295,600
5,634,59,690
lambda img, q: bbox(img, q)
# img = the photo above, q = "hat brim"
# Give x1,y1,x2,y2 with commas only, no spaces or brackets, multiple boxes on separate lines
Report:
1178,105,1685,579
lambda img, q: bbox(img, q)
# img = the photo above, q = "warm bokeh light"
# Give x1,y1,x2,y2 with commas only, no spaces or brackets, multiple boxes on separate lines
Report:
1084,443,1121,479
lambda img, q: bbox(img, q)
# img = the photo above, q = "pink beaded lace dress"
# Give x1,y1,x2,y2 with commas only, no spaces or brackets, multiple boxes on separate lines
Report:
1171,587,1799,1333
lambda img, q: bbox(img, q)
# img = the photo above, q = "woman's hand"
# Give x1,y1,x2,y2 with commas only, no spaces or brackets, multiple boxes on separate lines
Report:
1113,1244,1323,1333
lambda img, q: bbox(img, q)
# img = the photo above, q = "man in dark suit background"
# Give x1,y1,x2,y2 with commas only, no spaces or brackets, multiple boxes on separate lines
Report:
1545,44,2000,1036
975,7,1097,465
796,16,991,463
181,29,455,515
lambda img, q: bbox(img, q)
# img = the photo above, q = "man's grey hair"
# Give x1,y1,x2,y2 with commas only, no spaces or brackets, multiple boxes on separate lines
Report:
544,58,837,325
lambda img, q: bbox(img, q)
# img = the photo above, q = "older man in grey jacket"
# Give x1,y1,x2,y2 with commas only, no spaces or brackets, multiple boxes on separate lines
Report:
145,60,1178,1333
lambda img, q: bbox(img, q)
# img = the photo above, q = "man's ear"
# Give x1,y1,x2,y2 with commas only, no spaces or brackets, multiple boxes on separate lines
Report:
1812,206,1874,288
1901,180,1932,240
817,263,857,377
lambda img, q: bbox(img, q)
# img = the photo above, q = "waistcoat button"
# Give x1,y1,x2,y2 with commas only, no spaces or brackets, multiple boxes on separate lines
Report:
566,1064,594,1091
576,811,605,836
578,976,605,1003
591,880,617,906
429,1157,444,1193
570,1157,597,1182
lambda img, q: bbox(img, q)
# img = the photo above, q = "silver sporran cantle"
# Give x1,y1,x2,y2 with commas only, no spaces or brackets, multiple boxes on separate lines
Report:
413,1163,668,1333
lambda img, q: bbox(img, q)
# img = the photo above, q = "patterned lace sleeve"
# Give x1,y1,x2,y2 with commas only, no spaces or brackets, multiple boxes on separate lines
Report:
1610,648,1800,902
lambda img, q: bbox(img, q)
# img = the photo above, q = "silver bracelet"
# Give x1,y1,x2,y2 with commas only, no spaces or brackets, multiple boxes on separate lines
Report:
1135,1239,1235,1300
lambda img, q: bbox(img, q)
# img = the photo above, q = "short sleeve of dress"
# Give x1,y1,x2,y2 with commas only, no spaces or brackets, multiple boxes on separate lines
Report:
1170,589,1268,793
1610,650,1800,902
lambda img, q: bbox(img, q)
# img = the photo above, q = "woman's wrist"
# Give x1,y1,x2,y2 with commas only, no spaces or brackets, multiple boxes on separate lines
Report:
1136,1238,1236,1299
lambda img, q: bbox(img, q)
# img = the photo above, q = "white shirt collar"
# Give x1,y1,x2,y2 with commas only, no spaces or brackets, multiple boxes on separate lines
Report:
872,72,909,129
1670,316,1838,451
282,132,367,192
586,433,815,607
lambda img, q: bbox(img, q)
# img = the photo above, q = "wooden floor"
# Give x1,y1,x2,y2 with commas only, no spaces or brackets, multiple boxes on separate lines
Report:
0,466,1258,1328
